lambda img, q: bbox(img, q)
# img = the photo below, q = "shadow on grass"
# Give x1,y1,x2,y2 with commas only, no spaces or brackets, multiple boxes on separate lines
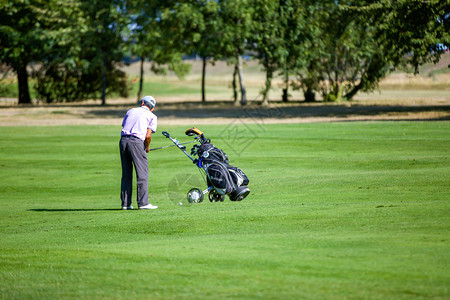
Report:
2,100,449,121
82,102,450,121
29,208,121,212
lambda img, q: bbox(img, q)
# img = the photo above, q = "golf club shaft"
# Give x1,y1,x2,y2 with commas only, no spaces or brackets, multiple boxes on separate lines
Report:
149,141,196,151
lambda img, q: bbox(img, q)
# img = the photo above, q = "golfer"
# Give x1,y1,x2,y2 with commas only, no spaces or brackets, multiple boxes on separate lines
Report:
119,96,158,210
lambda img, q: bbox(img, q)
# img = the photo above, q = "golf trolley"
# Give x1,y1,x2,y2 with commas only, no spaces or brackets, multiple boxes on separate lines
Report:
159,128,250,203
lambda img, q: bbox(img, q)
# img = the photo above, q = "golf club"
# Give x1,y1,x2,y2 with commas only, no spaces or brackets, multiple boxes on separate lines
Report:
149,140,196,151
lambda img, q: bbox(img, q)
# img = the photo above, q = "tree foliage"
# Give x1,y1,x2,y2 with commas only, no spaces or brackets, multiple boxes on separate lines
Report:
217,0,254,106
370,0,449,72
127,0,191,101
0,0,57,104
0,0,448,105
304,1,389,102
248,0,284,105
289,0,448,102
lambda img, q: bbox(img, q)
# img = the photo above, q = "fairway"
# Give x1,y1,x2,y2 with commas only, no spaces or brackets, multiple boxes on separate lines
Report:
0,122,449,299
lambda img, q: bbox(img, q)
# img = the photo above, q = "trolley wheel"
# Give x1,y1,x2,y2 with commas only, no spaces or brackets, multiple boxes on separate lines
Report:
209,189,225,202
229,186,250,201
187,188,204,203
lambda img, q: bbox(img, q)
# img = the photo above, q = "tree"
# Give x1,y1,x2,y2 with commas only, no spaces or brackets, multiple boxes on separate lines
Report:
275,0,312,102
286,1,384,102
193,1,222,103
368,0,449,72
249,0,284,105
165,0,253,106
292,0,449,102
79,0,129,106
338,0,449,100
127,0,190,101
218,0,254,106
0,0,57,104
315,2,385,102
31,1,93,103
0,0,131,104
159,1,221,103
290,1,327,102
31,0,130,104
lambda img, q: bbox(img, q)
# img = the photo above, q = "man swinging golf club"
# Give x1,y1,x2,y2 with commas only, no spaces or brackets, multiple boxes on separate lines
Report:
119,96,158,210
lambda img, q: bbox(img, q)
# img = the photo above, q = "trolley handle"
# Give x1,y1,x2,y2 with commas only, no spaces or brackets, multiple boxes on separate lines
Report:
161,130,195,162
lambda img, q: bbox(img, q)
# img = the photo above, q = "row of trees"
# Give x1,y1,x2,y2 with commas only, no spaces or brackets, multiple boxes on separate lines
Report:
0,0,448,105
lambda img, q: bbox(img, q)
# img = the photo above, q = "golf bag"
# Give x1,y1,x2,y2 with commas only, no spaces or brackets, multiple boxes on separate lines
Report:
161,128,250,203
195,142,250,201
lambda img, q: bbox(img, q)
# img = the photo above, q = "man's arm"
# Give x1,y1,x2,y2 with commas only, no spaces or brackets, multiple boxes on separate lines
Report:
144,129,152,153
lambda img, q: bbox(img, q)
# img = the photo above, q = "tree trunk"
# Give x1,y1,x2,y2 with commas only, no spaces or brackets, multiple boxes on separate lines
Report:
237,54,247,106
101,53,107,106
232,63,238,104
17,63,31,104
201,56,206,103
326,83,344,102
304,87,316,102
282,89,288,102
282,71,289,102
137,57,144,101
262,68,272,106
336,83,344,102
344,81,363,101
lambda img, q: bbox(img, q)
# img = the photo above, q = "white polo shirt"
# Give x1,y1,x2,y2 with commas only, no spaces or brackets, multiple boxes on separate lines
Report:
121,106,157,141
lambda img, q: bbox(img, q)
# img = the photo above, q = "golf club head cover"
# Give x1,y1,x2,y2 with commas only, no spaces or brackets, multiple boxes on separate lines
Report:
185,127,203,136
185,127,208,143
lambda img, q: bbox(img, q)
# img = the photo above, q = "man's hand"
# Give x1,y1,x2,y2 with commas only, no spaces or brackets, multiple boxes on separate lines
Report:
145,129,152,153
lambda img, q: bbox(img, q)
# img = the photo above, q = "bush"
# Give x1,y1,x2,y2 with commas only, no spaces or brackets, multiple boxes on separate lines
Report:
33,62,130,103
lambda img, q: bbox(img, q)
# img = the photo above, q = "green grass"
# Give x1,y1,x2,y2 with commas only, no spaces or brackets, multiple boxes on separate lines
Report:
0,122,449,299
130,80,225,97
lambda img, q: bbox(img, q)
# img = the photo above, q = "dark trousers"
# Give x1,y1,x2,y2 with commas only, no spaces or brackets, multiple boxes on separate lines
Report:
119,136,149,207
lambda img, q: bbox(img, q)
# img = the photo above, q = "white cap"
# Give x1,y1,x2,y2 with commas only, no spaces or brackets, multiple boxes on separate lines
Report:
140,96,156,109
